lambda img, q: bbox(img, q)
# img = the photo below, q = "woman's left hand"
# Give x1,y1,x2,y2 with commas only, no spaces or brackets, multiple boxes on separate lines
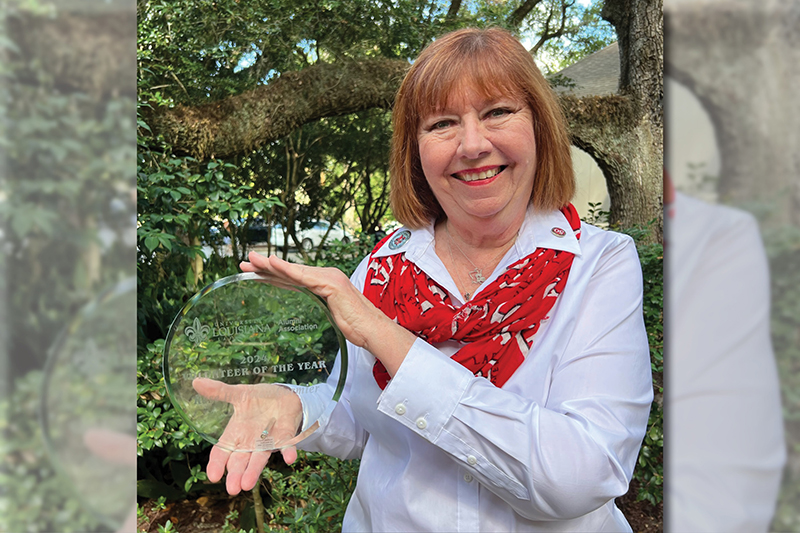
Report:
241,252,415,377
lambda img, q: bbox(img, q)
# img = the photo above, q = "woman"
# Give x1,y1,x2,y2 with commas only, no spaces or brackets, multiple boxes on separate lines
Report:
197,27,653,531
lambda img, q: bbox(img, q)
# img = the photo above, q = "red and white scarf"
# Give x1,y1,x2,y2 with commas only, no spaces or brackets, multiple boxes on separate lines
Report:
364,205,582,389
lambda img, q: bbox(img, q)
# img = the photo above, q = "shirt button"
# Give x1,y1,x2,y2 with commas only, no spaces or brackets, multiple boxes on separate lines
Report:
467,455,477,466
394,404,406,416
415,417,427,430
463,473,474,483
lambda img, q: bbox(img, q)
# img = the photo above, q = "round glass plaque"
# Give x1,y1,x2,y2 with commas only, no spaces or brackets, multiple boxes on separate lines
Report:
163,272,347,453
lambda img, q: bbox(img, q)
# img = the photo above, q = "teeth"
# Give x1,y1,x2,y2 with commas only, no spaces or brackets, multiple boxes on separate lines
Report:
457,167,504,182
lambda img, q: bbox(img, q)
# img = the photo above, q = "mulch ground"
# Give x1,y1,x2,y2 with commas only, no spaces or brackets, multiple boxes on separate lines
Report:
138,491,252,533
617,480,663,533
140,483,662,533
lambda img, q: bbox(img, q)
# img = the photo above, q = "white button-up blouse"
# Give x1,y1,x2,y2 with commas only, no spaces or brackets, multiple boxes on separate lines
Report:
296,206,653,532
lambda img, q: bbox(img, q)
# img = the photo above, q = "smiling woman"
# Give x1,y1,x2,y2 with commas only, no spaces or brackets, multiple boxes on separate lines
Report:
390,27,574,231
199,27,652,533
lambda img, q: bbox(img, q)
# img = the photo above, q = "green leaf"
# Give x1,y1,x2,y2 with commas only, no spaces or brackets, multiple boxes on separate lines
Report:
137,119,152,132
145,235,159,252
185,267,195,286
158,234,173,252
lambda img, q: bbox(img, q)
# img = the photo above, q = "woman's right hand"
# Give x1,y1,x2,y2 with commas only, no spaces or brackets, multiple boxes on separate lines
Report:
240,252,417,378
192,378,303,495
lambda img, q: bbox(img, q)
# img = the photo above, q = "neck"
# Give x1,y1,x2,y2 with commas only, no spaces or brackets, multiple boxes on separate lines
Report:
438,218,520,300
443,211,525,252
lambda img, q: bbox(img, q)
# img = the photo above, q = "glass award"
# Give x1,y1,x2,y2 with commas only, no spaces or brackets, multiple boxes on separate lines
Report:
163,272,347,453
40,277,137,530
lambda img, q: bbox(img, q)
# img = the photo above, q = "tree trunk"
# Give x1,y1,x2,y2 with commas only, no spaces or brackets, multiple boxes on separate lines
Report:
565,96,662,235
597,0,663,239
602,0,663,128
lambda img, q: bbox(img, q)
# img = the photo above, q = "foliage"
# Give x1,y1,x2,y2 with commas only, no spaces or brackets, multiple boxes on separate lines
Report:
763,226,800,532
137,339,211,499
242,111,394,263
633,236,664,506
0,371,105,532
260,452,359,533
524,0,615,73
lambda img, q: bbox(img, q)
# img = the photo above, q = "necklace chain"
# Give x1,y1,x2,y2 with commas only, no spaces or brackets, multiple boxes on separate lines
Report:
445,237,472,300
444,223,518,295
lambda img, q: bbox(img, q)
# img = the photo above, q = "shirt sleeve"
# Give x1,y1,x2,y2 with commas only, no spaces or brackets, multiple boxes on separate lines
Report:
291,257,373,461
376,234,653,521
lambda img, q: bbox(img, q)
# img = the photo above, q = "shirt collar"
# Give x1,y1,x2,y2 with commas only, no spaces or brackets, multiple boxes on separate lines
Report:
372,225,435,261
372,205,582,260
516,205,582,258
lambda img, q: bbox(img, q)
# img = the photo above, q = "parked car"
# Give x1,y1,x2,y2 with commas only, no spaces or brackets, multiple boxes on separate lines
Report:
244,217,271,244
270,220,351,251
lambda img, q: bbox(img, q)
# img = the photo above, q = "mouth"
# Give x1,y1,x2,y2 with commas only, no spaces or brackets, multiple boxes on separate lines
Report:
452,166,507,183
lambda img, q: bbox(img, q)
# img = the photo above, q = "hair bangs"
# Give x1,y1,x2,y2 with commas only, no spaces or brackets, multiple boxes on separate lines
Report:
413,44,527,121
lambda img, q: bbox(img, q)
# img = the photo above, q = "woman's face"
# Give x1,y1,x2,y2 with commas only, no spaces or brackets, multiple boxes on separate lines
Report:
417,87,537,227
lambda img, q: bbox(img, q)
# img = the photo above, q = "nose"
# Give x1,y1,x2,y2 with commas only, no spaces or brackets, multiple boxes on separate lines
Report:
457,117,492,159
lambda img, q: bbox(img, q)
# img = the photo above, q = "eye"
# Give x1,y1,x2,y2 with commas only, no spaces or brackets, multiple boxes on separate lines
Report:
429,119,453,130
487,107,512,119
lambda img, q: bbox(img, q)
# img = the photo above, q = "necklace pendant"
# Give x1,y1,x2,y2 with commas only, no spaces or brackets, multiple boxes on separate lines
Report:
469,268,486,285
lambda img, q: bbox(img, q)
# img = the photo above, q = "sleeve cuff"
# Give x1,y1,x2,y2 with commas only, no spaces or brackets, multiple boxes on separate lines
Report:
376,337,474,442
283,383,332,433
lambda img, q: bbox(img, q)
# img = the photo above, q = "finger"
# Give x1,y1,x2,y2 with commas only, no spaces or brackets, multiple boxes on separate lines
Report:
241,254,303,291
240,261,259,272
225,451,252,496
248,272,303,293
280,446,298,465
267,255,349,295
247,251,271,270
207,444,232,484
193,378,238,403
265,255,309,283
263,258,333,297
241,450,271,491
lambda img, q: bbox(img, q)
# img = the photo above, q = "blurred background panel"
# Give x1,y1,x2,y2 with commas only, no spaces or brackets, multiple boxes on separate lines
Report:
664,0,800,531
0,0,136,530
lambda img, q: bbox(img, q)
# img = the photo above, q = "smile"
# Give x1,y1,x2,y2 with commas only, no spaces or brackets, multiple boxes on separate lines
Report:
453,166,507,182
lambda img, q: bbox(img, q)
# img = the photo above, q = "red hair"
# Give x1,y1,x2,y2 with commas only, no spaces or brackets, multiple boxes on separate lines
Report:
390,27,575,228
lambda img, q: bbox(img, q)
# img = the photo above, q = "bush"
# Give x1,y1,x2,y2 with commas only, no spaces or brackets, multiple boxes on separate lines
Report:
632,238,664,505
